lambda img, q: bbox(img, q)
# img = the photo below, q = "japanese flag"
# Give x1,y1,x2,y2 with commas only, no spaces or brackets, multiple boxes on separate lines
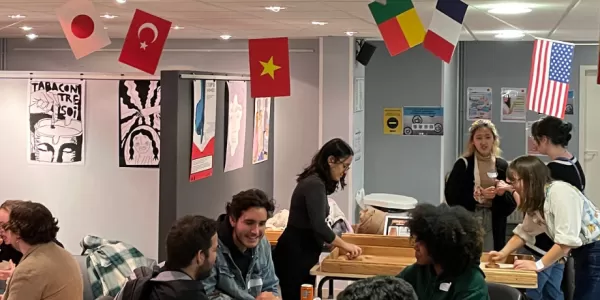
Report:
56,0,111,59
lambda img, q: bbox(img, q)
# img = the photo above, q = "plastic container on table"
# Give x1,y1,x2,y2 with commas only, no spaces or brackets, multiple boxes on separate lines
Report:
363,193,417,214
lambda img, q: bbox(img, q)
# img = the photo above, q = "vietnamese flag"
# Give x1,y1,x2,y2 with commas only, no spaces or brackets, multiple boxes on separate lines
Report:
248,37,291,98
119,9,172,75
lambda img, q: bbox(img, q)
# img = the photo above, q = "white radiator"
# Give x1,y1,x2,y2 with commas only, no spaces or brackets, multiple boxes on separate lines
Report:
507,209,523,224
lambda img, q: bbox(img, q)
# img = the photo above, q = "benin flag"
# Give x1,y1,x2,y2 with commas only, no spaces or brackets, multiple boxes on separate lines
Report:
368,0,425,56
248,37,291,98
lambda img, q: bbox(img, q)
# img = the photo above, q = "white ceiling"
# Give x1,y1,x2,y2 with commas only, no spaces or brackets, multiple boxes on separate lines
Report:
0,0,598,41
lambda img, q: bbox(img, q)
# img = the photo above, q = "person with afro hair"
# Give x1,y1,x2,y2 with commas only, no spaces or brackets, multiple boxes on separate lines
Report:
397,203,490,300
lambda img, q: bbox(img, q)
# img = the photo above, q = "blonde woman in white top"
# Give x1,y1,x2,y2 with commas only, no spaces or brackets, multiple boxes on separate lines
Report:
489,155,600,300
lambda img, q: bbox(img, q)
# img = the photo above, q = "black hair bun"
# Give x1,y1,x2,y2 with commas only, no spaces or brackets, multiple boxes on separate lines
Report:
560,122,573,134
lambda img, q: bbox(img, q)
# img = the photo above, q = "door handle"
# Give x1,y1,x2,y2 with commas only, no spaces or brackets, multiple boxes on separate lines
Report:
584,150,599,158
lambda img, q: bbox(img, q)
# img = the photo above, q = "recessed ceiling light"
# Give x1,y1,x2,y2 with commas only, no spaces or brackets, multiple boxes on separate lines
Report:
104,26,108,30
8,14,25,19
345,31,357,36
265,6,285,12
488,3,532,15
494,30,525,39
26,33,37,40
100,14,117,19
220,34,232,40
311,21,327,25
116,0,126,3
20,26,32,31
172,25,184,30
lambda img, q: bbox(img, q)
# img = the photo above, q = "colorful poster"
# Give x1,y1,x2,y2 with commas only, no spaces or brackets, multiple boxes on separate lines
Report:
224,81,247,172
467,87,492,121
526,121,543,156
190,80,217,182
383,108,403,135
500,88,526,122
566,90,574,115
402,106,444,136
118,80,161,168
28,79,85,164
252,97,271,164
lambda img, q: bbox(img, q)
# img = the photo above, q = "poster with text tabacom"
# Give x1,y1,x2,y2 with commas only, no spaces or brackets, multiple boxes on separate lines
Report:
28,79,85,165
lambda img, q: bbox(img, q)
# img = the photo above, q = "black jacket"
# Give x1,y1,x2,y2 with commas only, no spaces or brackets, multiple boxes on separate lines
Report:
444,155,517,251
117,266,208,300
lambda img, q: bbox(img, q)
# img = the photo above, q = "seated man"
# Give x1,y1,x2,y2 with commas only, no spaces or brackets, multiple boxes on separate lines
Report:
398,203,490,300
116,215,218,300
337,276,418,300
203,189,279,300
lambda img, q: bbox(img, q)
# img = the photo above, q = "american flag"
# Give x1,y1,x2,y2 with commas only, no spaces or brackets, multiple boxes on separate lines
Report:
527,39,575,119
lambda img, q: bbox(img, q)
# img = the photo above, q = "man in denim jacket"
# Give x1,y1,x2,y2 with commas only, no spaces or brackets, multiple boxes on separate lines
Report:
203,189,280,300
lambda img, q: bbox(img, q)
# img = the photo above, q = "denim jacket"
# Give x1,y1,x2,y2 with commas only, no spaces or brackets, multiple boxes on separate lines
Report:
202,237,279,300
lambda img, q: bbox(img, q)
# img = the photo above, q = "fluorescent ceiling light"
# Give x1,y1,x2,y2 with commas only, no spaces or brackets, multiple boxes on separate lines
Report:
265,6,285,12
220,34,232,40
100,14,117,19
8,14,25,19
495,30,525,39
20,26,32,31
488,3,532,15
26,33,37,40
345,31,357,36
172,25,184,30
116,0,126,3
311,21,327,25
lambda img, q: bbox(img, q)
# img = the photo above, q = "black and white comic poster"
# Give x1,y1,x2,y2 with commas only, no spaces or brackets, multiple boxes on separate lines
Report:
28,79,85,164
119,80,161,168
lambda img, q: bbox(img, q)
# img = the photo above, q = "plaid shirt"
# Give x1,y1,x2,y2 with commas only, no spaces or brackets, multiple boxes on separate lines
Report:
81,235,149,298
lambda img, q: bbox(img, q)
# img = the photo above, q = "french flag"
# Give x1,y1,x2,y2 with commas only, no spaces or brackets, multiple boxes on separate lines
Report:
423,0,468,63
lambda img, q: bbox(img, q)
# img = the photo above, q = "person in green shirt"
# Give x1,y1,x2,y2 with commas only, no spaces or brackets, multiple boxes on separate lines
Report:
397,203,490,300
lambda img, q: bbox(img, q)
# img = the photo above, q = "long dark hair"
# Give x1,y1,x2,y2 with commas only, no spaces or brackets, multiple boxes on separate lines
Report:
297,138,354,195
508,155,553,213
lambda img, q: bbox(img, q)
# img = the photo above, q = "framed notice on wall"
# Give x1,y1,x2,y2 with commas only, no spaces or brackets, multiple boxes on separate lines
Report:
383,215,411,237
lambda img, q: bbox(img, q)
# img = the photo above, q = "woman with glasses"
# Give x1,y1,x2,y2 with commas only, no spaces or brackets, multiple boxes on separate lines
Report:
273,138,362,300
445,120,517,251
489,156,600,300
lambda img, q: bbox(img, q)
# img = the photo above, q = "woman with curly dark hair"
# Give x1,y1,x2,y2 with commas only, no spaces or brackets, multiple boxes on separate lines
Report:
2,201,82,300
397,203,489,300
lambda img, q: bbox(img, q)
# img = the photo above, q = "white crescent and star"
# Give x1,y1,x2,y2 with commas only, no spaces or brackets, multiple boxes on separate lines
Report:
137,22,158,50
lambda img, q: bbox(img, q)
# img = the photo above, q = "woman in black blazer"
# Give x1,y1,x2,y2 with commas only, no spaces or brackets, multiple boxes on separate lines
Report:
445,120,516,251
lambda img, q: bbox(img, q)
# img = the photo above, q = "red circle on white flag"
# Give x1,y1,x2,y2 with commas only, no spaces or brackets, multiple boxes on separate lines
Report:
71,15,94,39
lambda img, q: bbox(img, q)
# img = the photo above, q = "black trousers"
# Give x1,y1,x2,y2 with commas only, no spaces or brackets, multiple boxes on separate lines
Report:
273,227,322,300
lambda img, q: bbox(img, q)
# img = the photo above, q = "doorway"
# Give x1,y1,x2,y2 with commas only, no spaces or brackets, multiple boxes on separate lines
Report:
579,66,600,207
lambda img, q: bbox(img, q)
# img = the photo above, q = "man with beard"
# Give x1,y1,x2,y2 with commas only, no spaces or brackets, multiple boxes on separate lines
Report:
397,204,490,300
115,215,218,300
203,189,279,300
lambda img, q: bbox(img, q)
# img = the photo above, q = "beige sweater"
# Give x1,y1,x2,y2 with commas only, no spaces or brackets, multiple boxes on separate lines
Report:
4,242,83,300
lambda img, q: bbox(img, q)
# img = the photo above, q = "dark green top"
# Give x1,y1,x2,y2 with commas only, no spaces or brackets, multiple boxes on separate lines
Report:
398,264,490,300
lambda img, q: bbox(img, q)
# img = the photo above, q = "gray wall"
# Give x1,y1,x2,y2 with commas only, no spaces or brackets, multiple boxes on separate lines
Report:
2,38,319,258
442,47,460,175
364,43,444,205
159,72,274,260
460,41,599,160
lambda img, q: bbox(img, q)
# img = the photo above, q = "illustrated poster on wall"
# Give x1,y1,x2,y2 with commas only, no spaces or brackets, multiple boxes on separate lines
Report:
566,91,574,115
252,97,271,164
28,79,85,164
500,88,526,123
402,106,444,136
466,87,492,121
190,80,217,182
118,80,161,168
526,121,543,156
224,81,247,172
383,108,403,135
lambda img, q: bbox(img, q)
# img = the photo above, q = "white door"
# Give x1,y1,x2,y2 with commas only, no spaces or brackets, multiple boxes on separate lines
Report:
581,67,600,207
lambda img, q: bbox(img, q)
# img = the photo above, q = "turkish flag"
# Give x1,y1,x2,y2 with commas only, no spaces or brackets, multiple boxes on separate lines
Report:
248,37,291,98
56,0,111,59
119,9,172,75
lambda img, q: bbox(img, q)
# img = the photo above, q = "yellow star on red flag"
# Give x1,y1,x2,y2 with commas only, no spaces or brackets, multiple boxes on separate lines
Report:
259,56,281,79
